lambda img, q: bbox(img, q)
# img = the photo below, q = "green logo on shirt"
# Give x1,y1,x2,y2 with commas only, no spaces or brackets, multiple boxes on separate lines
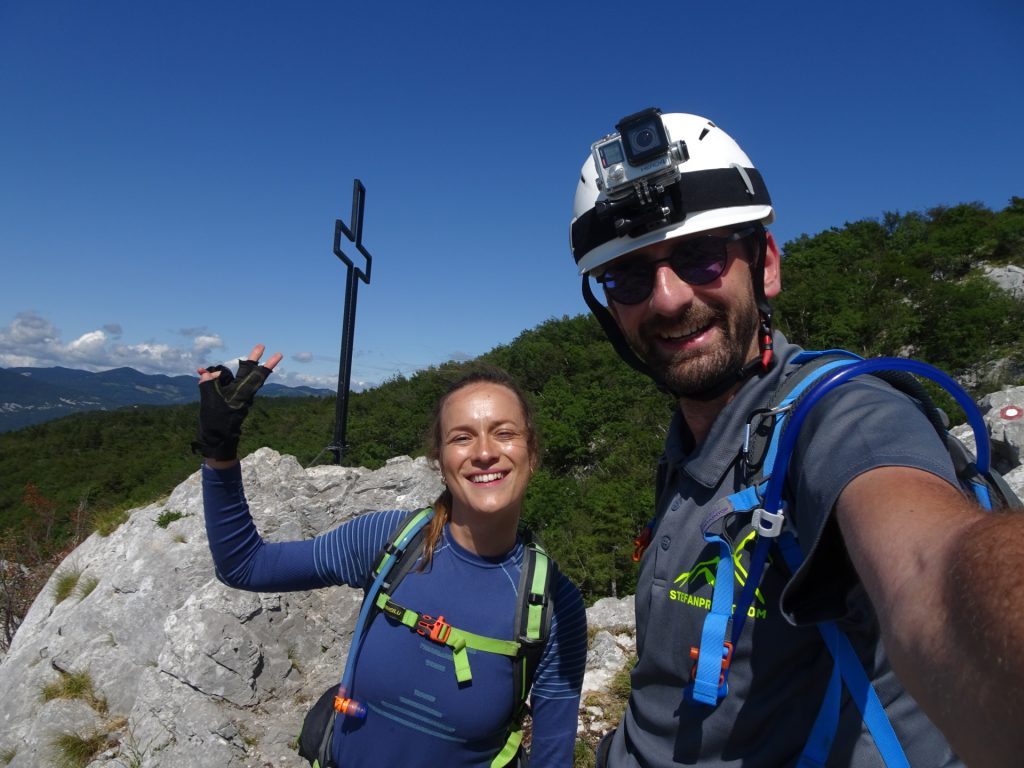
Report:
669,531,770,620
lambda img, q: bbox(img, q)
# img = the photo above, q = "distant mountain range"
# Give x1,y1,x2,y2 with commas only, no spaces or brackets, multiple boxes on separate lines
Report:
0,365,333,433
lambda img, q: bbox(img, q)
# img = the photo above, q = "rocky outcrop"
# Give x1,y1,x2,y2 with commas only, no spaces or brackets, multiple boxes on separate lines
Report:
983,264,1024,301
0,450,445,767
1,385,1022,767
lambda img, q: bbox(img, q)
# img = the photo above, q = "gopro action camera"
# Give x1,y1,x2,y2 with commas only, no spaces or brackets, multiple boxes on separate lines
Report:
591,107,689,200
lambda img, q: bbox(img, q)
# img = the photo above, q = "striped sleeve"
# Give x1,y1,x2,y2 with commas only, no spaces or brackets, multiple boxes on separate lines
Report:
311,509,410,587
202,462,409,592
527,572,588,767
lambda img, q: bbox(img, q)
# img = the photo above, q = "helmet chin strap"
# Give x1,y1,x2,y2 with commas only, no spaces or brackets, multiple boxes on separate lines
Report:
580,228,775,402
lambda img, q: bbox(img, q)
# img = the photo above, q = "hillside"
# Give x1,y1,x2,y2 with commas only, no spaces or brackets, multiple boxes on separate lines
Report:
1,199,1022,613
0,365,332,433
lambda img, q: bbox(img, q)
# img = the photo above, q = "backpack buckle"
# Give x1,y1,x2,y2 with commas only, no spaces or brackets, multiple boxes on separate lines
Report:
416,614,452,644
752,507,784,537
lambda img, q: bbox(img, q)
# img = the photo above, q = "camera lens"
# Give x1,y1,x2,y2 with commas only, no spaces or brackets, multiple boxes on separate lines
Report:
632,128,655,150
617,110,667,165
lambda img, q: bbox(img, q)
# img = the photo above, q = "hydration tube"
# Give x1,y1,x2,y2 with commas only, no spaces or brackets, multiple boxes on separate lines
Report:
335,510,435,719
761,357,990,517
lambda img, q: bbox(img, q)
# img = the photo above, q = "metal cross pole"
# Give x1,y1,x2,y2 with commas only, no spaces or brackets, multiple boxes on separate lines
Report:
329,179,373,464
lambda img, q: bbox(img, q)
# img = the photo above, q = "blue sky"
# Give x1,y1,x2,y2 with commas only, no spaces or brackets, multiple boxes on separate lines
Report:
1,1,1021,390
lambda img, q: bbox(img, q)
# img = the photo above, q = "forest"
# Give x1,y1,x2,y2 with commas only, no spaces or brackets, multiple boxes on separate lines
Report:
1,199,1022,614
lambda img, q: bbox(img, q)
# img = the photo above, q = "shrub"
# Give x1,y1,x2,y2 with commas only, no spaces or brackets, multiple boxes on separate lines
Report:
155,510,185,529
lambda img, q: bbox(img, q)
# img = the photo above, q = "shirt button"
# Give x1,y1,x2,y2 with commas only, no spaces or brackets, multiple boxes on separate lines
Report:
661,536,671,550
671,498,680,510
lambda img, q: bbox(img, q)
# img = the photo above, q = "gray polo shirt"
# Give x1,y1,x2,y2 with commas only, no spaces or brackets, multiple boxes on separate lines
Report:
607,333,962,767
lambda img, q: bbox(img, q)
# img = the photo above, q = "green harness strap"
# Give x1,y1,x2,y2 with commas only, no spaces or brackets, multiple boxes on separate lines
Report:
375,593,521,683
370,507,434,581
366,517,554,768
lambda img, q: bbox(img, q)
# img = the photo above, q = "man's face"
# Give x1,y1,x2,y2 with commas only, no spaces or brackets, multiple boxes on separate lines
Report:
604,227,780,398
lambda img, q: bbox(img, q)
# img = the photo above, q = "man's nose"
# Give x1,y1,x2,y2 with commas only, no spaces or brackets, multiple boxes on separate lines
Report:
648,262,696,315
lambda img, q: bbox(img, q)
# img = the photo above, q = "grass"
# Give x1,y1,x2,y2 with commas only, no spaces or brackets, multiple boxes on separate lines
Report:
155,510,185,529
52,731,107,768
93,506,132,537
573,738,596,768
76,575,99,600
41,669,108,715
1,747,16,764
52,568,82,604
576,655,636,765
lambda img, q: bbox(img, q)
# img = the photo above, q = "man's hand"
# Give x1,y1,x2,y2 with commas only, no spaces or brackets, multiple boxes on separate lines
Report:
192,344,283,462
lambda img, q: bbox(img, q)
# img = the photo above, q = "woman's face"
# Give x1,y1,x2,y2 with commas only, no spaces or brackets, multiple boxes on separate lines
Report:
439,382,535,524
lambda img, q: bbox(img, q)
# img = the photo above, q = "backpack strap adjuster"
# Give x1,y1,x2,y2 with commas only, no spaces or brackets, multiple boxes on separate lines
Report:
752,507,784,537
689,641,734,688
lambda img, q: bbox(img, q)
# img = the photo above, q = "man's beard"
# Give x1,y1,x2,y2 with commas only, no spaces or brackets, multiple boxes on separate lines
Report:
625,294,761,398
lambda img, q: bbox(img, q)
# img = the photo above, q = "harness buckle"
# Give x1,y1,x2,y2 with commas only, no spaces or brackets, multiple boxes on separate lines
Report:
689,641,734,687
752,507,784,537
417,614,452,644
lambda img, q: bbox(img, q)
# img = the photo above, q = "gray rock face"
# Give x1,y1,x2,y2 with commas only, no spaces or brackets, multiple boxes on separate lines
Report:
983,264,1024,300
1,390,1022,766
0,449,444,768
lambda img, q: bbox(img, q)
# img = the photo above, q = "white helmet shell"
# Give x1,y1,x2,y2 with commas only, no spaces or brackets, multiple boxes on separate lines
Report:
571,112,775,275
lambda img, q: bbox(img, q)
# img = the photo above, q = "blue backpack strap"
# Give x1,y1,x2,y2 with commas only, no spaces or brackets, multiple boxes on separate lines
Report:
798,660,841,767
686,529,737,704
691,351,1017,765
730,353,863,643
758,357,1003,766
691,353,865,704
777,534,910,768
761,356,997,517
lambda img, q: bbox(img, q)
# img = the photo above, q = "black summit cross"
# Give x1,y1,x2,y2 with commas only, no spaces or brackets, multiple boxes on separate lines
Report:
329,179,373,464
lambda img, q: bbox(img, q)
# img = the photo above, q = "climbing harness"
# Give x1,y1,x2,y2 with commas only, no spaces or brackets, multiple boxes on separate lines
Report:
298,507,556,768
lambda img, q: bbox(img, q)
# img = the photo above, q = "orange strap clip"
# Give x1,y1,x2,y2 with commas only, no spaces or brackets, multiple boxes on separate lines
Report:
689,641,734,687
633,526,653,562
416,614,452,644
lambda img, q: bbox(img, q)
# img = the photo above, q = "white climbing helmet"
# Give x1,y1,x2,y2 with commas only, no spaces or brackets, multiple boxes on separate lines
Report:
570,108,775,275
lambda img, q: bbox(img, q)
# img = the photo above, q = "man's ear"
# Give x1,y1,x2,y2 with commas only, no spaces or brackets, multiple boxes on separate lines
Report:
763,231,782,299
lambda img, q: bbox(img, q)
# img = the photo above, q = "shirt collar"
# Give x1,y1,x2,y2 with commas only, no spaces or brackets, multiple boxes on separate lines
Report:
664,332,805,489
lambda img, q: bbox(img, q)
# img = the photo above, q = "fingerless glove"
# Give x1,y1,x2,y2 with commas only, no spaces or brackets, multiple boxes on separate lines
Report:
191,359,273,460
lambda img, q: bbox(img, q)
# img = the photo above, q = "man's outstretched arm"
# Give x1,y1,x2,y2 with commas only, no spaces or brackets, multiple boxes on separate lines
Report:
837,466,1024,768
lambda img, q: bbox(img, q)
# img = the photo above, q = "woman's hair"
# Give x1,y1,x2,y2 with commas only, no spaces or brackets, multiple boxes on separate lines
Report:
420,366,539,567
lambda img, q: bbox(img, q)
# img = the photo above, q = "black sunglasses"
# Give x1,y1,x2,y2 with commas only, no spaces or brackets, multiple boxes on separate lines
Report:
596,225,760,305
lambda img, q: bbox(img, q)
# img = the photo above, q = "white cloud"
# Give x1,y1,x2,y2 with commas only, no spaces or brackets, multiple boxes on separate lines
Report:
274,370,337,390
292,351,314,363
2,311,59,346
192,335,224,355
0,311,230,375
67,330,109,357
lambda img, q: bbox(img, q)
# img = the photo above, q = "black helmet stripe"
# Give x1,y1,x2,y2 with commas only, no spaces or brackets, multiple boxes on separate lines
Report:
571,167,771,267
